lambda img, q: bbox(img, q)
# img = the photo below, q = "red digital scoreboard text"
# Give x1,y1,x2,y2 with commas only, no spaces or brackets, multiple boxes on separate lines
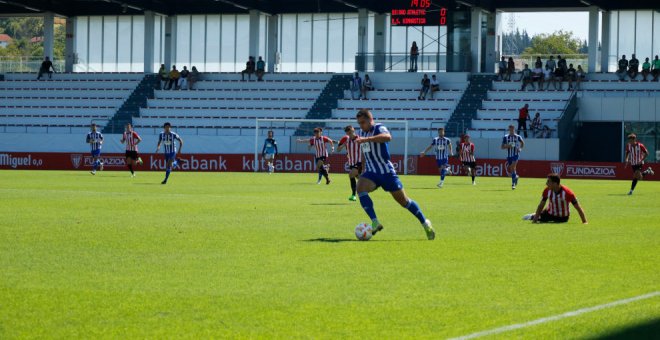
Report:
391,0,448,26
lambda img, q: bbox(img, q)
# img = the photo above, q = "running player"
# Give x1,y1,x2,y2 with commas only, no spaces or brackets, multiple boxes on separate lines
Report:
625,133,654,195
501,125,525,190
337,125,362,201
261,130,278,174
156,122,184,185
355,109,435,240
120,123,143,177
523,173,588,224
86,123,104,175
420,127,453,188
459,134,477,185
296,127,333,184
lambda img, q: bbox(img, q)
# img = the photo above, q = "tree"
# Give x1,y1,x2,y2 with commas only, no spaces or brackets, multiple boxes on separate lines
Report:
521,30,584,56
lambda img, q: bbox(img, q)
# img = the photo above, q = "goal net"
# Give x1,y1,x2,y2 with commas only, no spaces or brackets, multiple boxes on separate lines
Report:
254,118,412,174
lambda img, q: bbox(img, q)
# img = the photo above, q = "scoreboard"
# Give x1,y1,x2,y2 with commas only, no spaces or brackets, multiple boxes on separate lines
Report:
390,0,449,27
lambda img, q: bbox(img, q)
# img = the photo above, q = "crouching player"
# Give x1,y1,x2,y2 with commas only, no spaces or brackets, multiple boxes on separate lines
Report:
355,109,435,240
523,173,588,224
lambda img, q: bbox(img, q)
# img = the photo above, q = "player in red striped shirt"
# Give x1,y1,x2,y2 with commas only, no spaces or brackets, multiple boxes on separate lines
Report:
296,127,334,184
120,123,143,177
625,133,654,195
337,125,363,201
523,173,588,224
459,134,477,185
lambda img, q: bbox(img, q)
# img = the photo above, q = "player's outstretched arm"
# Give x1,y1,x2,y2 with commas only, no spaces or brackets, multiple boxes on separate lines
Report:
135,133,142,145
532,198,547,223
519,138,525,150
177,137,183,154
420,144,433,156
573,201,588,224
358,133,391,145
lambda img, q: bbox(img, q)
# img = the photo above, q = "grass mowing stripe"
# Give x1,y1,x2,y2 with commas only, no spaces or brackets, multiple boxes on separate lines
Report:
449,291,660,340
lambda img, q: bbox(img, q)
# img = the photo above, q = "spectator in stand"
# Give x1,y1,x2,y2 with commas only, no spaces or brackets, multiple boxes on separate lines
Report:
429,74,440,99
410,41,419,72
652,55,660,81
542,125,551,138
641,57,651,81
166,65,180,90
628,54,639,80
350,72,362,99
531,112,543,138
256,56,266,81
498,56,507,80
506,57,515,81
188,66,199,90
520,64,534,90
36,56,55,80
575,65,586,90
545,56,557,90
566,64,577,90
534,56,543,69
556,55,567,90
361,74,374,100
532,64,544,90
179,66,189,90
241,56,255,81
418,74,431,100
158,64,168,89
518,104,530,138
616,55,629,81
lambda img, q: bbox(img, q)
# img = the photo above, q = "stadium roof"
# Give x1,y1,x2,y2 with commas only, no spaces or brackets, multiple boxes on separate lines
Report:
0,0,658,17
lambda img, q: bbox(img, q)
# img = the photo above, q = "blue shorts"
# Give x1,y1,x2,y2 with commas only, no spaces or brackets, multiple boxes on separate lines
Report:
91,149,101,157
507,155,519,165
361,171,403,192
436,158,449,167
165,152,177,161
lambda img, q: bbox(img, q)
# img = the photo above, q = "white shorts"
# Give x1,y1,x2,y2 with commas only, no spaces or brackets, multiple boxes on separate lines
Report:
264,153,275,160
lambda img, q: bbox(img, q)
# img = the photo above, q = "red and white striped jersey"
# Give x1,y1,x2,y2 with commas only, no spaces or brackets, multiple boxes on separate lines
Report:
626,142,648,166
122,131,141,152
543,185,577,217
309,136,332,158
459,142,475,162
339,135,362,165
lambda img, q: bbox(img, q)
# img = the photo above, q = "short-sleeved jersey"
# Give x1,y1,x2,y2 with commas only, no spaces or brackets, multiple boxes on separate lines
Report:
543,185,577,217
262,138,278,155
122,131,140,152
431,136,452,160
86,131,103,151
502,133,524,158
309,136,332,158
358,123,395,175
159,131,182,154
626,142,648,166
339,135,362,166
459,142,475,162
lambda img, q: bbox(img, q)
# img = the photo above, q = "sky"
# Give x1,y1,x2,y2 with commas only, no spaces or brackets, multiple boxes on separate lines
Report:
504,12,590,40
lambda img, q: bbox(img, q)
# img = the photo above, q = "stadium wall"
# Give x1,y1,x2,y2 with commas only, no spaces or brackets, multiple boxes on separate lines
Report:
578,97,660,121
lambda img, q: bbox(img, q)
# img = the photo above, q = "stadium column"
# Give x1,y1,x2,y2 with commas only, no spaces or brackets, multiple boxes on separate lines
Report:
143,11,155,73
267,15,279,73
249,10,261,63
164,16,176,70
373,13,387,72
588,6,600,73
484,11,496,73
43,12,55,63
601,11,611,73
470,7,483,73
356,8,369,72
64,17,74,72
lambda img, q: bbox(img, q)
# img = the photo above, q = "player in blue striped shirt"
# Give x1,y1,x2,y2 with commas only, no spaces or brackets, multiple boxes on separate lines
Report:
355,109,435,240
156,122,184,184
86,123,104,175
420,127,453,188
501,125,525,190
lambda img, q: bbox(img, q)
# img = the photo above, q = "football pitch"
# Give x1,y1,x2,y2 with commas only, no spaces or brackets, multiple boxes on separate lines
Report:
1,170,658,339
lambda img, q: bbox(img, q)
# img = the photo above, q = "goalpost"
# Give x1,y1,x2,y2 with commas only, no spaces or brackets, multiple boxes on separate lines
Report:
254,118,410,174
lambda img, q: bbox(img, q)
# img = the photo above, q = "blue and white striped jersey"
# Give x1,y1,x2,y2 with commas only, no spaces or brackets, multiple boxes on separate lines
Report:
358,123,395,175
86,131,103,151
502,133,524,157
431,136,452,160
159,131,182,154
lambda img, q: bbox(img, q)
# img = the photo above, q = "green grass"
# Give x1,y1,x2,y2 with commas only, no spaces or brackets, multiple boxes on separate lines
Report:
0,170,658,339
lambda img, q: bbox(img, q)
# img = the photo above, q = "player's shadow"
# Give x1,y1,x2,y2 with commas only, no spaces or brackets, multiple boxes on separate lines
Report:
302,238,424,243
309,203,351,206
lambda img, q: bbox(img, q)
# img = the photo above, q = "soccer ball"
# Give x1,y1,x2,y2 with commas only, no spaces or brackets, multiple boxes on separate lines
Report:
355,223,373,241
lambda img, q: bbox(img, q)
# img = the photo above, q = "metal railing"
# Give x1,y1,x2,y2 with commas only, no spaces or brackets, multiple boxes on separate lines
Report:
497,54,588,74
355,52,471,73
0,56,65,73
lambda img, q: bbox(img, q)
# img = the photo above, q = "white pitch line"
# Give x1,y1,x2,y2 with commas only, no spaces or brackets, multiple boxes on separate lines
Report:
449,291,660,340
